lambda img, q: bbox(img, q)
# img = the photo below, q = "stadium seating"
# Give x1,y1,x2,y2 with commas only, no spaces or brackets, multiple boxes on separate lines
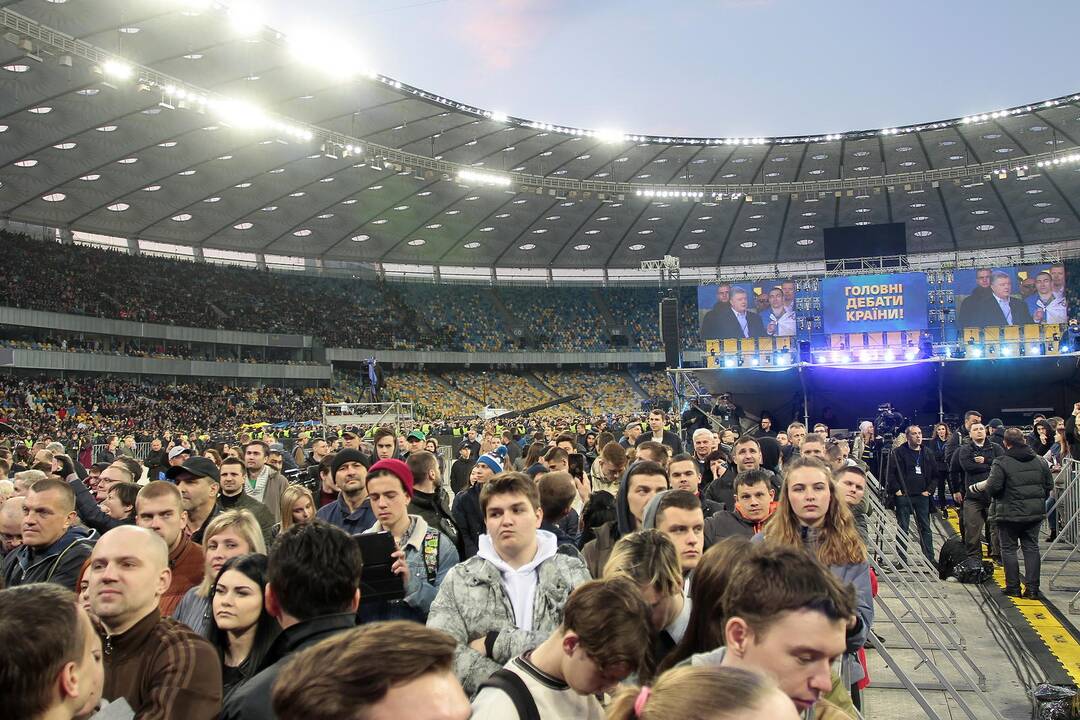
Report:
0,231,704,353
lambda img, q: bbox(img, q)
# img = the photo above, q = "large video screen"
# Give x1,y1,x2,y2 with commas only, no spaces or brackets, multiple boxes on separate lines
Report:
698,280,796,340
951,263,1067,328
821,272,928,334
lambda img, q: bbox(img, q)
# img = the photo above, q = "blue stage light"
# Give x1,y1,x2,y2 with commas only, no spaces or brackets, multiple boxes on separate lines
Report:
723,357,738,368
840,353,852,364
1001,346,1013,357
775,354,790,366
830,351,841,363
858,350,874,363
904,349,918,361
970,346,983,358
1029,344,1041,356
750,356,760,367
883,349,896,362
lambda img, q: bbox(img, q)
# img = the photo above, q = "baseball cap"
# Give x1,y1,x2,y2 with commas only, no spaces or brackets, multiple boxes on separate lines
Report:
407,429,426,442
168,446,191,460
165,456,220,483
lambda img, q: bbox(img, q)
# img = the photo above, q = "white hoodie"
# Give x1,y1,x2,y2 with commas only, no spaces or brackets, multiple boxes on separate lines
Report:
476,529,558,632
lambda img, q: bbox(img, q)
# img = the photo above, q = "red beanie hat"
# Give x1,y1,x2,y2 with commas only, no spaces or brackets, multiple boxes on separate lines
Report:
367,458,415,498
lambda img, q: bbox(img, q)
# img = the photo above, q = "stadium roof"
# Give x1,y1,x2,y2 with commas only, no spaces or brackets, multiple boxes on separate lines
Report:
2,0,1080,269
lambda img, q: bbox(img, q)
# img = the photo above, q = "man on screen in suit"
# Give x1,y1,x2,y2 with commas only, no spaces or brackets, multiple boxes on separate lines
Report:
970,271,1033,327
957,267,993,328
699,283,732,338
702,287,766,339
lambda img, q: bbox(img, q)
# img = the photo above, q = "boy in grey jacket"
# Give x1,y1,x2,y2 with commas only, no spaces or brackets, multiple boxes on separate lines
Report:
427,472,590,695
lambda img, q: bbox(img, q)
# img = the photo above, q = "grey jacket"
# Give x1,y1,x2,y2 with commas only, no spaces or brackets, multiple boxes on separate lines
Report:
752,528,873,686
427,534,590,695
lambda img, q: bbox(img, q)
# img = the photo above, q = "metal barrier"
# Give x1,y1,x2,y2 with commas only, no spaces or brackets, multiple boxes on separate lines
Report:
1041,459,1080,605
859,470,1007,719
91,441,152,464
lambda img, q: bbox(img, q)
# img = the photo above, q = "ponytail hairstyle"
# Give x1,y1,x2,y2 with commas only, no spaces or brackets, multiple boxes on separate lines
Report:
607,666,790,720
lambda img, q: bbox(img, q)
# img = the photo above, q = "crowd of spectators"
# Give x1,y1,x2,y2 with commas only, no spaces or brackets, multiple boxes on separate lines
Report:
537,369,642,415
497,286,612,352
0,232,709,354
395,284,512,353
0,335,316,365
381,370,484,419
0,376,336,440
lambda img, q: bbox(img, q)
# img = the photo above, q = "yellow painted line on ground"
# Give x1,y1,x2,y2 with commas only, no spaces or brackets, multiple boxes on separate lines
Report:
944,513,1080,683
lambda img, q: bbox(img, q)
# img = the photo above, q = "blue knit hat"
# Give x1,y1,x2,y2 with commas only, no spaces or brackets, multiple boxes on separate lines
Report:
476,452,503,475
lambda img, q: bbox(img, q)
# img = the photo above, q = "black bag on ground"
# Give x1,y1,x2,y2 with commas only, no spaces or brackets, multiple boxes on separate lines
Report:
937,535,966,580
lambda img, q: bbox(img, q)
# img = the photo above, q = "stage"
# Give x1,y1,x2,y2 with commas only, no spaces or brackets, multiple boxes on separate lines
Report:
671,352,1080,429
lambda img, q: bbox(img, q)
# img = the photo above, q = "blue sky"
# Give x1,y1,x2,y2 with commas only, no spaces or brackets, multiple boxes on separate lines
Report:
262,0,1080,138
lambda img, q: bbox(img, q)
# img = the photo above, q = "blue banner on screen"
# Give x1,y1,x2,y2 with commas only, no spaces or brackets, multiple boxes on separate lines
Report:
821,272,928,333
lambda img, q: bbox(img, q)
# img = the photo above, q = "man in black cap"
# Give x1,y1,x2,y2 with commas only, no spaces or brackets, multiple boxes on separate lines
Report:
166,457,221,544
315,449,375,534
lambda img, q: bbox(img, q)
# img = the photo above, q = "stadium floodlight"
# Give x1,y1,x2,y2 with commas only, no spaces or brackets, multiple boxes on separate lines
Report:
594,128,627,144
102,59,134,81
217,99,268,129
457,169,512,187
228,2,264,36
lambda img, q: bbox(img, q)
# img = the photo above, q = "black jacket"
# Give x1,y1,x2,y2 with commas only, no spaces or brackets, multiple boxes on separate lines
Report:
964,293,1034,327
701,306,766,339
2,526,97,590
636,430,684,455
451,483,484,559
409,487,464,558
886,443,938,497
955,440,1004,496
217,493,275,549
220,613,356,720
985,446,1054,524
449,459,475,494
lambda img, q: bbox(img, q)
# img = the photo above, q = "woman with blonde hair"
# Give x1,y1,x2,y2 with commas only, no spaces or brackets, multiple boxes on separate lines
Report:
607,665,798,720
603,529,687,680
759,455,872,706
272,485,316,538
173,509,266,637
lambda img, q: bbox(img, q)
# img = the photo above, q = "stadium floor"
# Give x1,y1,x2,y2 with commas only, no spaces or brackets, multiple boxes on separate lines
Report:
861,515,1080,718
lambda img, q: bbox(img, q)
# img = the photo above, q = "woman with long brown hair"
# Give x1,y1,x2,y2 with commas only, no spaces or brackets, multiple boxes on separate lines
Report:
759,455,873,704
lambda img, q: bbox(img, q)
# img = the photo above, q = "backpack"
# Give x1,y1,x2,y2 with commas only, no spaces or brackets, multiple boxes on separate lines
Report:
936,535,966,580
477,669,540,720
421,527,440,585
953,557,995,584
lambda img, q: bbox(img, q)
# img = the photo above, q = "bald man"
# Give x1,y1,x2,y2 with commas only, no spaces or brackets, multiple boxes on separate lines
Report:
0,496,24,557
89,526,221,720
